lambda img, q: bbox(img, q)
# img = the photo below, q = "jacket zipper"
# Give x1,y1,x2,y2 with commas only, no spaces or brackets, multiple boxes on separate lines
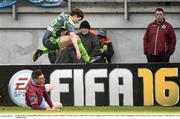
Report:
165,43,167,53
154,26,160,55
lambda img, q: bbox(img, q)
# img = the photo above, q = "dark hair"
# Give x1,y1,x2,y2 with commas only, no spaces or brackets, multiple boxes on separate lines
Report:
80,20,91,29
70,8,84,19
155,8,164,13
31,69,43,79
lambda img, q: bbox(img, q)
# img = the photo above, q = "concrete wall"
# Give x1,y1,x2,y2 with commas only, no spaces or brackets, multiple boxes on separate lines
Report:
0,2,180,64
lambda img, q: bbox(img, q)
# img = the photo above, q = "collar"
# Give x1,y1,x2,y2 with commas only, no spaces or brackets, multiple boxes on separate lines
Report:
31,79,41,87
69,16,75,26
153,18,166,25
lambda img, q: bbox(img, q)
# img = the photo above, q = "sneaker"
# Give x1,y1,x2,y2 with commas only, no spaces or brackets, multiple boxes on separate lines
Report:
89,56,102,64
33,49,43,62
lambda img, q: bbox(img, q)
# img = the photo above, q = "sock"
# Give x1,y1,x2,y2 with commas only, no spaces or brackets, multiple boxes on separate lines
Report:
77,39,90,63
42,48,49,54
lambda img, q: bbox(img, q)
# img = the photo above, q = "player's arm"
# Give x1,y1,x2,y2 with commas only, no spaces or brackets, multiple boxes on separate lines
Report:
69,32,81,59
66,22,81,59
143,25,150,55
43,91,54,108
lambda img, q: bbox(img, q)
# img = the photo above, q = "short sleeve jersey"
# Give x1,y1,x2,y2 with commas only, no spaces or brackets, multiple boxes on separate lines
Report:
47,12,75,38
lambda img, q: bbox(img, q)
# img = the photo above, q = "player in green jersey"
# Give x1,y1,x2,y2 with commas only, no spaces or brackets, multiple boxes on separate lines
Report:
33,8,90,63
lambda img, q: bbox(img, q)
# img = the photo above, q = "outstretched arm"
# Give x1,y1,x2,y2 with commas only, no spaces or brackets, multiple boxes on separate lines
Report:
27,92,46,110
43,91,53,108
69,32,81,59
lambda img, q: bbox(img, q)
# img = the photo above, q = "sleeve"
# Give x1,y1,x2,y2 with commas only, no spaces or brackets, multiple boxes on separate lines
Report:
102,43,114,58
27,91,46,110
167,24,176,55
43,91,53,108
66,21,75,32
90,36,101,57
143,25,149,55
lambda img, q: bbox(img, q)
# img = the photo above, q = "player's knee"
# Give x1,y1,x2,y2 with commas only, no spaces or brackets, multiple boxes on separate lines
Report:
54,102,63,109
45,84,53,92
76,35,81,41
48,84,53,91
59,102,63,109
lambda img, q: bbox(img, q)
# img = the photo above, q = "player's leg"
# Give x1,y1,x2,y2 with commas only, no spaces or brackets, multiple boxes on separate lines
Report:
59,35,90,63
44,84,53,92
43,84,63,109
58,35,72,48
76,35,90,63
52,102,63,109
33,48,49,62
34,30,58,62
40,98,49,109
43,102,63,110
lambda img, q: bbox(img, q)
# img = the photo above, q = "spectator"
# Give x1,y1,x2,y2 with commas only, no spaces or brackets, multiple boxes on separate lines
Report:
55,20,100,63
75,20,100,63
143,8,176,63
97,29,114,64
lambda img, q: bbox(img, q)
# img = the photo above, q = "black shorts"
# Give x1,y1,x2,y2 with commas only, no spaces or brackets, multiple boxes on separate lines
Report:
42,30,59,50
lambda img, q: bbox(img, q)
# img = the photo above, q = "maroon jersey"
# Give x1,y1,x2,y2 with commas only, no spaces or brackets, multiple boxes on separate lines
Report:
25,79,53,110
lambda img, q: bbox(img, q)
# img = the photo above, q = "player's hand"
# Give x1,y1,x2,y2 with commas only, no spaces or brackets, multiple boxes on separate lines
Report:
76,50,81,60
60,30,68,36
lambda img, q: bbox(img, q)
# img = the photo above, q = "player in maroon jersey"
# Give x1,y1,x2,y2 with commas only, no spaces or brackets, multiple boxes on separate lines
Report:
25,69,62,110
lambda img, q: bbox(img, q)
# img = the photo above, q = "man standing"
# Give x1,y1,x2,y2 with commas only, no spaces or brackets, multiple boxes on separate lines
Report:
143,8,176,63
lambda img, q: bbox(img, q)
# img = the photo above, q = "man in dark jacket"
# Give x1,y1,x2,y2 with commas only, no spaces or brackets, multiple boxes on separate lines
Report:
75,20,100,63
97,29,114,64
55,20,100,63
143,8,176,63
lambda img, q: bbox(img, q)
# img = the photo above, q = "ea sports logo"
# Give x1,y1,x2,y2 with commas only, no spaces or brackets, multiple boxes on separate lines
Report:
8,70,32,107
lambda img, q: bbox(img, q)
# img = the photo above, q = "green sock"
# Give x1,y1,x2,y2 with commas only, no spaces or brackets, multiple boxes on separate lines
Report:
42,48,49,54
77,39,90,63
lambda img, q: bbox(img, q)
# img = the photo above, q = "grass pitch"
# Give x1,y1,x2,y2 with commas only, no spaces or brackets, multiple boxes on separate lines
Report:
0,106,180,114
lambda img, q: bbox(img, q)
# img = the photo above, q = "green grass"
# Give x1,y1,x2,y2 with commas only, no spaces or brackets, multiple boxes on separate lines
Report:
0,106,180,114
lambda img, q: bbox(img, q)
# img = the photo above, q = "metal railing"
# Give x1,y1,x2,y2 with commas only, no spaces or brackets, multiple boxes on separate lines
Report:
1,0,180,20
69,0,180,20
